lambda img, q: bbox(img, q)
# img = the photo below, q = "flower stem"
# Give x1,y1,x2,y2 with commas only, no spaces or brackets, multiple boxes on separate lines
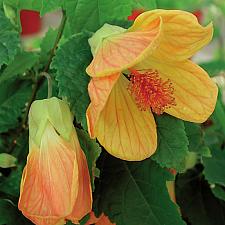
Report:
22,10,67,126
40,72,52,98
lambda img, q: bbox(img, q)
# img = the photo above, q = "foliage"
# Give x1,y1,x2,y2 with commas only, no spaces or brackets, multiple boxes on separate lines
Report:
0,0,224,225
94,153,185,225
51,32,92,129
152,115,189,172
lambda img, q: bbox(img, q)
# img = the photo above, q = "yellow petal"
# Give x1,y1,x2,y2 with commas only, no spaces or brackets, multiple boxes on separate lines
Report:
130,9,213,61
86,18,162,77
67,131,92,223
95,75,157,161
18,123,79,225
86,73,120,138
137,59,218,122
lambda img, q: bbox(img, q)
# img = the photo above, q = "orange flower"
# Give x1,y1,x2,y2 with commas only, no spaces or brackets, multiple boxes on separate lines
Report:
86,212,116,225
86,9,218,161
18,97,92,225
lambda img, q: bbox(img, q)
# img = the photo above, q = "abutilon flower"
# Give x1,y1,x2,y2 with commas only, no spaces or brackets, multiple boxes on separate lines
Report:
18,97,92,225
86,212,116,225
86,9,218,161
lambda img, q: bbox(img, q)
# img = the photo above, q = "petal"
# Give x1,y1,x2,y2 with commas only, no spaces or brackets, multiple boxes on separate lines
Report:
85,213,116,225
137,59,218,122
67,131,92,223
29,97,74,147
18,123,79,225
166,181,176,203
95,75,157,161
96,214,116,225
85,212,100,224
86,18,162,77
86,73,120,138
129,9,213,60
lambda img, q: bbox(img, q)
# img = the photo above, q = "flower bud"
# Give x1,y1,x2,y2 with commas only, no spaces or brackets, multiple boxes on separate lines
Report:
18,97,92,225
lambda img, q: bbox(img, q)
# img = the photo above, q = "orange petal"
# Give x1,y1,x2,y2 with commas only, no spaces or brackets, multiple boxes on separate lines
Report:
94,75,157,161
166,181,176,203
86,18,162,77
129,9,213,61
18,123,79,225
96,214,116,225
85,211,100,224
137,59,218,122
67,131,92,223
85,212,116,225
86,73,120,138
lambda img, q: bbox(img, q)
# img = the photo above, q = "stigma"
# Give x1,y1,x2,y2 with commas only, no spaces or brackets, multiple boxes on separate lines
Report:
127,69,176,114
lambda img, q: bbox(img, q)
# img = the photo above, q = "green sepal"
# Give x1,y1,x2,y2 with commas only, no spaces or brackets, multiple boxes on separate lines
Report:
29,97,73,147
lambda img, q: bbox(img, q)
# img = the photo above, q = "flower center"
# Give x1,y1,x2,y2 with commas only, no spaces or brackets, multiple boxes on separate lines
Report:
127,69,176,114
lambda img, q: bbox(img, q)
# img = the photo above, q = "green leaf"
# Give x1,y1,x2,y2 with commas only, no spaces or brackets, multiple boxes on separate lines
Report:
51,32,92,129
176,165,225,225
200,60,225,77
40,28,58,59
0,80,31,132
0,153,16,168
5,0,62,15
11,130,29,163
156,0,203,11
0,9,20,68
133,0,157,9
184,122,211,157
39,0,62,15
152,115,189,172
184,152,198,170
76,128,101,189
203,149,225,187
64,0,156,34
0,199,33,225
0,133,28,197
0,51,38,84
79,214,90,225
0,165,23,197
211,185,225,202
211,96,225,136
94,153,185,225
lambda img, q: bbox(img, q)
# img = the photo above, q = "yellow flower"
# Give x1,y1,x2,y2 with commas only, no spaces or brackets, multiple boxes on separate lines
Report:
86,9,218,161
18,97,92,225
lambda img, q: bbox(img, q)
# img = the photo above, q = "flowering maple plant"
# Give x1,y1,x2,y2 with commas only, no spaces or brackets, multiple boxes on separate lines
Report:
0,1,223,225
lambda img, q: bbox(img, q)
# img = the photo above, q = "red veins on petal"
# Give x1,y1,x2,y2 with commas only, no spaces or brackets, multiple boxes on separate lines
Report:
128,9,145,21
128,69,176,114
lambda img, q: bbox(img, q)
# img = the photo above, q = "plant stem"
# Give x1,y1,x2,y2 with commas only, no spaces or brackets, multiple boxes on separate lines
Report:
22,10,67,127
44,11,67,72
40,72,52,98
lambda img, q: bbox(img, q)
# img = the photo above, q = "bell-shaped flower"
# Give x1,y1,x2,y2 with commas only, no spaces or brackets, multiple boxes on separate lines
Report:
18,97,92,225
86,9,218,161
